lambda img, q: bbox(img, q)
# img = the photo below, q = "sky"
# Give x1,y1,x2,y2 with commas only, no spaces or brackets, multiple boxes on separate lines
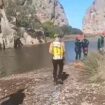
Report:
60,0,94,30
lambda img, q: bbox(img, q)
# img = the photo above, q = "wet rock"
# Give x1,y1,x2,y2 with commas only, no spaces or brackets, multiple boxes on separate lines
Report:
21,32,39,45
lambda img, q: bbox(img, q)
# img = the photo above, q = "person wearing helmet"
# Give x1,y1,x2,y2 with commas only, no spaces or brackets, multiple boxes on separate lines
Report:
49,34,65,84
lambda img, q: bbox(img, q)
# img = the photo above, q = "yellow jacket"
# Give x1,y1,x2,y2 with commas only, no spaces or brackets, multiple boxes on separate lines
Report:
49,41,65,60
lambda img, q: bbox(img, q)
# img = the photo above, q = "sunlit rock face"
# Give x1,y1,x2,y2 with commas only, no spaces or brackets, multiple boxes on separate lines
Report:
31,0,68,26
4,0,68,27
0,0,68,48
83,0,105,34
21,32,39,45
0,8,15,48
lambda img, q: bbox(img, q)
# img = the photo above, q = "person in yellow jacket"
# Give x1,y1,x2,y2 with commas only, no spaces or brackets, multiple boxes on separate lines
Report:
49,34,65,84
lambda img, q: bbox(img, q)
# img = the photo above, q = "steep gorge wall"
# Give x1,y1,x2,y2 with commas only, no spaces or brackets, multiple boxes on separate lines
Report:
3,0,68,27
0,0,68,48
83,0,105,34
32,0,68,26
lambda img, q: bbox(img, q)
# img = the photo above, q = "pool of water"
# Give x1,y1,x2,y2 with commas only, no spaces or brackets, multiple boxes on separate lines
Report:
0,40,97,76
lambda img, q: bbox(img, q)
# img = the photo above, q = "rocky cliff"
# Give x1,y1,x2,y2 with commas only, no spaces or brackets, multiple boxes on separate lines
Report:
32,0,68,26
0,0,68,48
3,0,68,28
83,0,105,34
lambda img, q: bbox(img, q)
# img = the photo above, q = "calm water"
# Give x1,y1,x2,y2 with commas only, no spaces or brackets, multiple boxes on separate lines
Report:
0,40,97,76
65,40,97,63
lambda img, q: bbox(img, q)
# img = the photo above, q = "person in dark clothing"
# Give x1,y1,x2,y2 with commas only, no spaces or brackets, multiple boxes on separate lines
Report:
75,38,82,60
82,36,89,57
97,35,104,52
2,39,5,50
52,59,64,83
14,38,23,48
101,35,104,48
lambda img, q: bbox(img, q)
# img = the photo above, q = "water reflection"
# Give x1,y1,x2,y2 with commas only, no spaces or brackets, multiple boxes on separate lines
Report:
0,40,97,76
65,41,75,63
0,43,51,76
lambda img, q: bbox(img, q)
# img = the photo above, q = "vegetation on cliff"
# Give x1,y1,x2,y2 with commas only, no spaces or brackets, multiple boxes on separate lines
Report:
3,0,82,38
42,21,83,37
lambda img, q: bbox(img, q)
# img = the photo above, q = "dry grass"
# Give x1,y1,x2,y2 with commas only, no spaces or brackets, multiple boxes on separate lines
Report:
83,52,105,82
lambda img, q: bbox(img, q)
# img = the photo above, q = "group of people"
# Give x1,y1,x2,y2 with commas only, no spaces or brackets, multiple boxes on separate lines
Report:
49,33,105,85
75,35,89,60
48,34,90,85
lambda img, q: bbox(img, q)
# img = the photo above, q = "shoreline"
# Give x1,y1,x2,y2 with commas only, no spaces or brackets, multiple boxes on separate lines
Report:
1,61,105,105
0,35,98,49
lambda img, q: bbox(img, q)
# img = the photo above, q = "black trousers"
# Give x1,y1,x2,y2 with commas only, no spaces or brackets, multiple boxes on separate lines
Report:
52,59,64,81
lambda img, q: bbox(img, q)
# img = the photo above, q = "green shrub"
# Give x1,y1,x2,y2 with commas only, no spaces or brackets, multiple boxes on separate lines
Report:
5,0,42,31
60,25,83,35
42,21,63,37
60,25,72,35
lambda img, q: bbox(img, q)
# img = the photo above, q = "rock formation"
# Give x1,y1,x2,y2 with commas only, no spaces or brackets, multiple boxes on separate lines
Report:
4,0,68,27
0,0,15,48
32,0,68,26
83,0,105,34
0,0,68,48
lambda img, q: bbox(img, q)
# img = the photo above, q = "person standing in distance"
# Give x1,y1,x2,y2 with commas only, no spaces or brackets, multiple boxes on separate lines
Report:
75,37,82,60
97,34,104,53
82,35,89,58
49,34,65,84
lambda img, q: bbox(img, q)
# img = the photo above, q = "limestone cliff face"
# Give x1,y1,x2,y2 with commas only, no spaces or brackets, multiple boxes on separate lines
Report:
83,0,105,34
0,0,68,48
30,0,68,26
4,0,68,27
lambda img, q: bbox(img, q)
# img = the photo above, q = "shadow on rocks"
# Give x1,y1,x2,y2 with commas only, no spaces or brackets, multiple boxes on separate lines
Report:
1,89,25,105
62,72,69,81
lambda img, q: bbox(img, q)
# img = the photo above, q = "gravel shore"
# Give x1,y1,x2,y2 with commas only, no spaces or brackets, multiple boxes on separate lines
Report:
0,63,105,105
